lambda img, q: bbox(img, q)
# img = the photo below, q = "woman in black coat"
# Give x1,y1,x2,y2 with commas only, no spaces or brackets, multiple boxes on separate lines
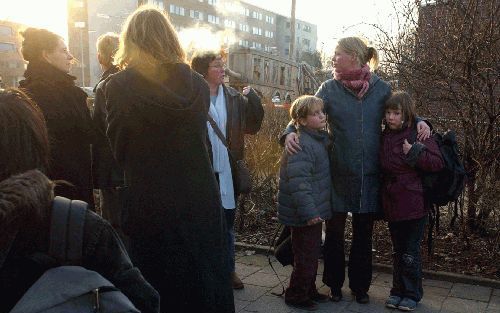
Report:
19,28,95,207
104,7,234,313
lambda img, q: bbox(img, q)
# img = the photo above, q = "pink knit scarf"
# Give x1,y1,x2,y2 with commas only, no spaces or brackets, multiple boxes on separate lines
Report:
334,64,371,99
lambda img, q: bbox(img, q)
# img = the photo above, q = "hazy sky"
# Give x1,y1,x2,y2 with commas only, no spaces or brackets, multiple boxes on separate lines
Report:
0,0,397,53
243,0,396,52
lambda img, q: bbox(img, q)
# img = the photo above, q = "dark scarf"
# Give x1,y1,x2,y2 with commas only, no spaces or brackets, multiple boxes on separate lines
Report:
334,64,371,99
21,61,77,88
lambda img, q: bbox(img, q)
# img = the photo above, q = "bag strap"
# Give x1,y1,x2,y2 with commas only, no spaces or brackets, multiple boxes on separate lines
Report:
49,196,88,265
207,113,229,148
207,113,240,162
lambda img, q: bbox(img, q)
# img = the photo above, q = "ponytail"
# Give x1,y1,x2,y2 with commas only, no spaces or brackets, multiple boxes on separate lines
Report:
366,46,379,71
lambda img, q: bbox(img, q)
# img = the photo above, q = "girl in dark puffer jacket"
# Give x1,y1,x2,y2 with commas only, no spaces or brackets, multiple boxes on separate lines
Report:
380,91,444,311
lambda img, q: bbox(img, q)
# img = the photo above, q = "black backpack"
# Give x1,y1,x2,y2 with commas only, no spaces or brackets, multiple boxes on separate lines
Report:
411,128,467,253
10,196,140,313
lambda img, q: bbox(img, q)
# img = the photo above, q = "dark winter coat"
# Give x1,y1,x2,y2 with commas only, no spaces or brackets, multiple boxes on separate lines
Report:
91,65,123,188
215,84,264,195
19,61,96,205
284,75,391,214
380,126,444,222
0,170,159,313
104,63,234,313
278,127,332,226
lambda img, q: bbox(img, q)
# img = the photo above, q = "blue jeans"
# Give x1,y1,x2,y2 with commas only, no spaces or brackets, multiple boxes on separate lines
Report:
224,209,236,272
389,216,428,302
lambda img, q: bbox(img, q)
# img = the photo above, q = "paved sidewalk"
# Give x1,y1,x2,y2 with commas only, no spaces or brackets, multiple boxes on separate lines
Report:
234,252,500,313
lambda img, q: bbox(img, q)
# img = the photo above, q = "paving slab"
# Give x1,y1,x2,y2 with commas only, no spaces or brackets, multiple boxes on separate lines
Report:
423,278,454,289
493,289,500,297
449,283,492,302
236,263,264,278
238,254,273,267
372,272,393,288
235,299,252,312
441,296,489,313
234,284,270,302
243,271,289,288
424,285,451,297
487,295,500,311
243,295,292,313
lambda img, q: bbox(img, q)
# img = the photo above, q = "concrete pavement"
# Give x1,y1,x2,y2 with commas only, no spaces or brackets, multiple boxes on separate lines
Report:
233,252,500,313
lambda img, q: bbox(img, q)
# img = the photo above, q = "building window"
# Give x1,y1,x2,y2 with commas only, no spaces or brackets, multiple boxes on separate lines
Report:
0,42,16,52
252,27,262,35
302,38,310,47
265,15,274,24
224,19,236,28
239,40,249,47
245,8,250,16
0,26,13,36
148,0,163,9
265,30,274,38
285,21,290,28
297,23,301,30
169,4,185,16
190,10,204,21
303,25,312,32
208,14,220,24
252,11,262,20
208,0,218,5
239,24,249,32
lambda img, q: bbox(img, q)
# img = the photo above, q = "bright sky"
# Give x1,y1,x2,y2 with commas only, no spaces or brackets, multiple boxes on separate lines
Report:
244,0,396,53
0,0,396,54
0,0,68,40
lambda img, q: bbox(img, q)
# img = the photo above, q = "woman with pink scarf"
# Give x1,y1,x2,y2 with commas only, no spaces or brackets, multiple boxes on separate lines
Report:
283,37,430,305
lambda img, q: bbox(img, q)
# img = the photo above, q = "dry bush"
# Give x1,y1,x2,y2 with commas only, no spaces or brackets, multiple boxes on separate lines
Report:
235,105,289,242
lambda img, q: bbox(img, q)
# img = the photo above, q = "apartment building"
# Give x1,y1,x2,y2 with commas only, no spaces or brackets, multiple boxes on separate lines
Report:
67,0,318,86
0,20,26,88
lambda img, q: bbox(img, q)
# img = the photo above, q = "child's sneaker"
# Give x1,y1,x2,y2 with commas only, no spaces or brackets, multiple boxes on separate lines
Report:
385,295,402,309
398,298,417,311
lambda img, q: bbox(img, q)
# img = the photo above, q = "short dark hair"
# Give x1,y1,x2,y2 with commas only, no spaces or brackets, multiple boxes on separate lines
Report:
384,91,417,128
21,27,62,62
190,50,220,77
0,89,49,181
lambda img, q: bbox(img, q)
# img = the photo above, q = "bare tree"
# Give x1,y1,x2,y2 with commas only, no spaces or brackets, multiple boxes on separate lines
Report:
374,0,499,235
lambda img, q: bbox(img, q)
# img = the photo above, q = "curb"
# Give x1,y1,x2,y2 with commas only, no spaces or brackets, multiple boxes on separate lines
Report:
235,242,500,289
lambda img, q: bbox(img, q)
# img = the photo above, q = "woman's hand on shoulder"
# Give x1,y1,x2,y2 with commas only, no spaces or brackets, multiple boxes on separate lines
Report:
416,121,431,141
285,132,301,155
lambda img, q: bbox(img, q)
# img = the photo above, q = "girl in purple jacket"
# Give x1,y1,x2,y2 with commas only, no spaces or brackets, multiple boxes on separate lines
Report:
380,91,444,311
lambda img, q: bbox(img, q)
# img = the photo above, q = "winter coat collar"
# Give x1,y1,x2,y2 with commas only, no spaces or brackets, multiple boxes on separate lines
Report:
0,170,54,268
297,126,330,144
20,61,77,88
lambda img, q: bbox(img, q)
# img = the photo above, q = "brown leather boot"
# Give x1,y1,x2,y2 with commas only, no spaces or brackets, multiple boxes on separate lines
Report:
231,272,244,289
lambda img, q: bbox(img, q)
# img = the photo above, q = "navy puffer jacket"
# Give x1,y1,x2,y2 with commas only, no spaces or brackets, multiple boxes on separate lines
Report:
278,127,332,226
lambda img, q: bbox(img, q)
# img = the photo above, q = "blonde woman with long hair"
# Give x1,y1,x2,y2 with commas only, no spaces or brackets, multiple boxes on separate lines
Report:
103,6,234,313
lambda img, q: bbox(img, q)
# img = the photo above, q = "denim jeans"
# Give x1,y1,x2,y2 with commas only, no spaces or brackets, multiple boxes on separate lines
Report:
224,209,236,272
389,216,428,302
322,212,374,294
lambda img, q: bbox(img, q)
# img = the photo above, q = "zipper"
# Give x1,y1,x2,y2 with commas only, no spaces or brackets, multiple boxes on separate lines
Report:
360,98,364,210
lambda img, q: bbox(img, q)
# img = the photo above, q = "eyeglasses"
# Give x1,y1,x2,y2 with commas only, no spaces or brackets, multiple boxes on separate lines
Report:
209,64,226,69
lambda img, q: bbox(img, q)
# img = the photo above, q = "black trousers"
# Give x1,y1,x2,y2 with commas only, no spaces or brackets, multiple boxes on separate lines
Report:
322,212,374,294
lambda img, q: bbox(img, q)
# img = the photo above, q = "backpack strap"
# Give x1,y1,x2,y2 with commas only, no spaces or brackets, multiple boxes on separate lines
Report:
49,196,88,265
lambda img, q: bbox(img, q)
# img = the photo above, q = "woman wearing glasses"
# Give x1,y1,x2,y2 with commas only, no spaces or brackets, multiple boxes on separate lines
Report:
191,50,264,290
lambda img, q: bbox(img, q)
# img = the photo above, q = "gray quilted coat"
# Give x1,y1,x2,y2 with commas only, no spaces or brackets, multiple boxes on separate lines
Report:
278,127,332,226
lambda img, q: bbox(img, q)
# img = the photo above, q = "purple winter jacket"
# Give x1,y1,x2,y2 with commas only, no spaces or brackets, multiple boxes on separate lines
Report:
380,126,444,222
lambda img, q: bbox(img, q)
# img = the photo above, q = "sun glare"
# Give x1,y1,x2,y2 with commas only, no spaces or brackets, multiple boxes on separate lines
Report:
0,0,68,40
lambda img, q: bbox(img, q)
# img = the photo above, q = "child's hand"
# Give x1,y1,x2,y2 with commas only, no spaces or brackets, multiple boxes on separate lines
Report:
403,139,412,155
306,216,323,225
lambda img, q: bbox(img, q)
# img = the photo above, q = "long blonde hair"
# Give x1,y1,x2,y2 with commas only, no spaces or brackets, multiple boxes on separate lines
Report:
114,6,186,69
337,37,379,71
